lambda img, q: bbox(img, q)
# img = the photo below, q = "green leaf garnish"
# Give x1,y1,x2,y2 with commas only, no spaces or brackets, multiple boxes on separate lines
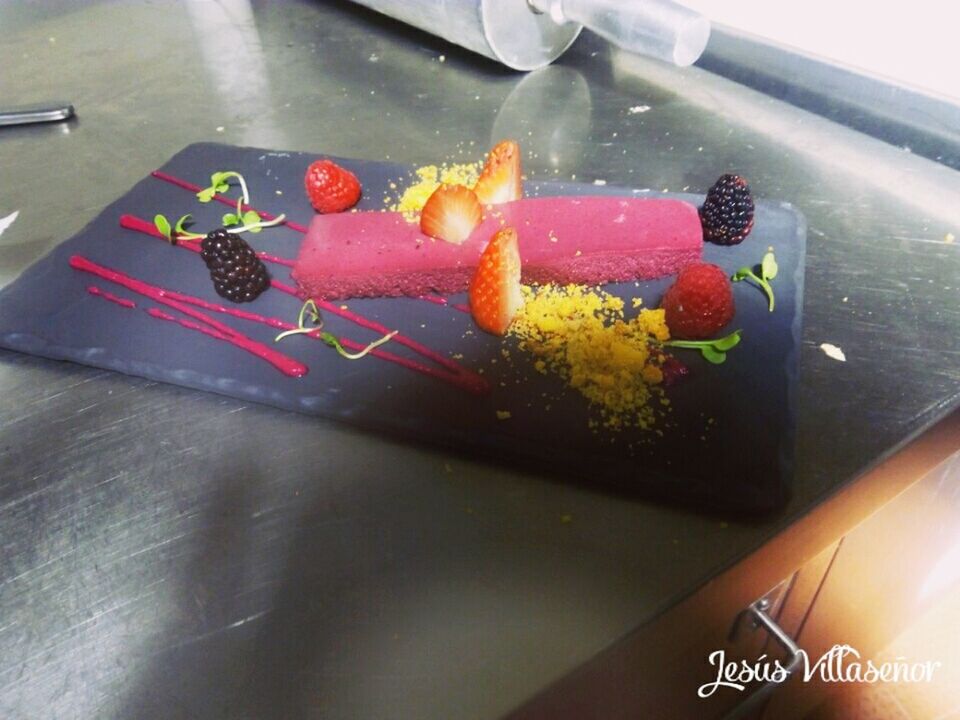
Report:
761,250,778,281
153,213,203,243
242,209,262,232
197,180,224,202
233,213,286,234
193,170,282,233
197,170,243,203
318,330,400,360
732,247,777,312
154,214,172,241
274,299,322,342
701,346,725,364
152,170,283,245
664,329,742,364
169,214,203,243
174,214,192,234
275,299,398,360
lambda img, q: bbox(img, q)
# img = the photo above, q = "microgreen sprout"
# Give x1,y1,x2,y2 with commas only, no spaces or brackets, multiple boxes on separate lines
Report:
663,329,742,364
275,299,399,360
197,171,248,204
223,208,263,230
732,247,778,312
154,213,204,243
227,214,287,235
197,170,285,234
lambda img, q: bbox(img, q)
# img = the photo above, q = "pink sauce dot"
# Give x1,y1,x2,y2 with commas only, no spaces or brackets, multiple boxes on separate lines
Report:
661,356,691,386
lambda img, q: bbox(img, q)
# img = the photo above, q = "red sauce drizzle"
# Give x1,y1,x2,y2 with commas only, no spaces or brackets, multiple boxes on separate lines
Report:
87,285,136,308
265,280,486,393
71,255,308,378
147,308,238,344
420,294,470,315
119,213,488,393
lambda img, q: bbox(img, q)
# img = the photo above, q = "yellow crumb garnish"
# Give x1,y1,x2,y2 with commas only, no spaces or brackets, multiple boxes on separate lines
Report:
635,307,670,342
386,161,483,221
509,284,671,431
496,410,512,420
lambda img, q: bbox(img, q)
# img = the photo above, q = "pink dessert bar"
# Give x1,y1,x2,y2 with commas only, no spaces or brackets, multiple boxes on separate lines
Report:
291,196,703,299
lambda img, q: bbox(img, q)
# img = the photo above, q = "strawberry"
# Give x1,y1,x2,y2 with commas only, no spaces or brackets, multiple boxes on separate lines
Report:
473,140,522,205
304,159,361,213
420,184,482,244
469,226,524,336
661,262,735,340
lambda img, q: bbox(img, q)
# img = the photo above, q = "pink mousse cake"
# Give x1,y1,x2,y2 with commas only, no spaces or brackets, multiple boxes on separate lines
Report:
291,196,703,300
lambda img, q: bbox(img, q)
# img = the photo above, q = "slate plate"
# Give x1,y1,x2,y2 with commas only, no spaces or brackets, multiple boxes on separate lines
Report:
0,143,805,512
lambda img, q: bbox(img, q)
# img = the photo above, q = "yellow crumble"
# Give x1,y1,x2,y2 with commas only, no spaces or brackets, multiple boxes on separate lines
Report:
509,284,672,432
386,161,482,222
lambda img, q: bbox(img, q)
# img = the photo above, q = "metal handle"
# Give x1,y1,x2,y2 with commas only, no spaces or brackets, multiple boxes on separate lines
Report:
722,597,804,720
749,598,803,674
0,102,74,127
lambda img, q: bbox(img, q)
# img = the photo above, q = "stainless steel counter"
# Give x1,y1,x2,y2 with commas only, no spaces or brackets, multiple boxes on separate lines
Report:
1,2,958,718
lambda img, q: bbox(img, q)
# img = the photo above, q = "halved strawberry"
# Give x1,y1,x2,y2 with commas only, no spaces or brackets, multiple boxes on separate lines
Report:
473,140,522,205
469,226,524,336
420,184,482,244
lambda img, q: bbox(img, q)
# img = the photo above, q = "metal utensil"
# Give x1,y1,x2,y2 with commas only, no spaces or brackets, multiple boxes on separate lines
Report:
0,102,74,127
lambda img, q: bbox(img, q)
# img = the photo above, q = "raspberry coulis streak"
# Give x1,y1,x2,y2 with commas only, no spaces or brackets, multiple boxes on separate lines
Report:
71,255,308,378
87,285,136,308
88,274,479,392
148,308,243,345
119,214,488,393
88,289,251,359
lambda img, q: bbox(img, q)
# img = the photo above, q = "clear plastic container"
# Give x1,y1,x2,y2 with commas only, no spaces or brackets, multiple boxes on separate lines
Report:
346,0,710,71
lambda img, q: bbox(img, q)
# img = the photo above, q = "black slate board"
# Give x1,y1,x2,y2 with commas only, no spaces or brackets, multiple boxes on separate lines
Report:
0,143,805,512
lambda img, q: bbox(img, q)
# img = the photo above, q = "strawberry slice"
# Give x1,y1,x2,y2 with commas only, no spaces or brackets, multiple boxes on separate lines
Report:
473,140,523,205
469,226,524,336
419,184,482,244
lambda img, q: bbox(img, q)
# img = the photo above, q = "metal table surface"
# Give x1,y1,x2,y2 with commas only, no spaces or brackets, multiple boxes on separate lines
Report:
1,2,958,718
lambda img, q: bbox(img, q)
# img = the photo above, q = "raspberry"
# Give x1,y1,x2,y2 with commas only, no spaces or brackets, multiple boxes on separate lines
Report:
661,262,735,339
304,159,361,213
699,174,755,245
200,228,270,303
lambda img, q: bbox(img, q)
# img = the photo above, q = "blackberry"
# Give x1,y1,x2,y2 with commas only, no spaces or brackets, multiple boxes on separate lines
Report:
199,228,270,303
699,174,755,245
